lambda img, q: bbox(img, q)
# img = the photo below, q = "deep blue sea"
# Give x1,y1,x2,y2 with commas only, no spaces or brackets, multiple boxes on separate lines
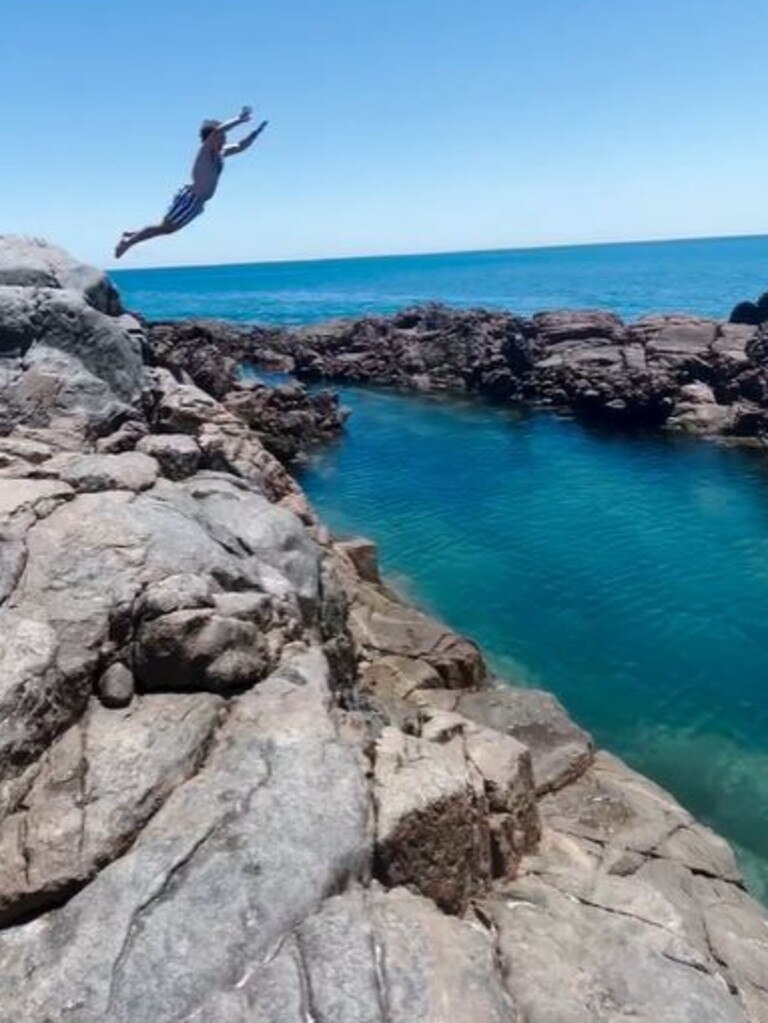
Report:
114,236,768,900
113,235,768,324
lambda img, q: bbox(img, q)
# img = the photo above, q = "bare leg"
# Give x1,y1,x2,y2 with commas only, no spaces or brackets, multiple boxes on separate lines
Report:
115,222,175,259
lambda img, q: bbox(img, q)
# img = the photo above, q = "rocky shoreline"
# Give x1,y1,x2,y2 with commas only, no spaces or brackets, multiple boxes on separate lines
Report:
193,301,768,444
0,237,767,1021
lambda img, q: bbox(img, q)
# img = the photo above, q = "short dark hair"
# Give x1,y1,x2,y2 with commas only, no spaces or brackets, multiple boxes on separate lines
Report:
199,120,221,142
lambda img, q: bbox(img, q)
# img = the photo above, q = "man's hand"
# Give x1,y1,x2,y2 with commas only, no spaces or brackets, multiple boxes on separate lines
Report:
218,106,254,133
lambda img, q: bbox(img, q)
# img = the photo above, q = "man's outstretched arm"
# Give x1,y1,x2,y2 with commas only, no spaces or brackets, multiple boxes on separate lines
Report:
217,105,253,134
224,120,269,157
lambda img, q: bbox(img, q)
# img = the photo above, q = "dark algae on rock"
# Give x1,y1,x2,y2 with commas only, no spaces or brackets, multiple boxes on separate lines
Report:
0,237,766,1021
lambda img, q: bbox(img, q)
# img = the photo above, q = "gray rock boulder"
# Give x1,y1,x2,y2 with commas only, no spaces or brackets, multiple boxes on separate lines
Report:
373,709,539,912
0,237,123,315
0,246,144,442
53,451,159,492
373,724,491,912
136,573,214,619
0,470,327,777
96,661,134,707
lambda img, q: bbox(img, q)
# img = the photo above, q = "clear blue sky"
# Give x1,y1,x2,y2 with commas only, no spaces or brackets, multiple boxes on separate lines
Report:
3,0,768,267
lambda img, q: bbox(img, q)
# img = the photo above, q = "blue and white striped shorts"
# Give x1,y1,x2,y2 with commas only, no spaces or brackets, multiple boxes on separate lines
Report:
165,186,205,230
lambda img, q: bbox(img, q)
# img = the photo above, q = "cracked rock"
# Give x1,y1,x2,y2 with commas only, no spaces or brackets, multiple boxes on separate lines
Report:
414,685,594,795
0,649,370,1023
0,693,223,925
489,874,746,1023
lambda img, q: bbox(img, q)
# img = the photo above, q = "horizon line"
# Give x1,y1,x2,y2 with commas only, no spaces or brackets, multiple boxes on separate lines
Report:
108,230,768,276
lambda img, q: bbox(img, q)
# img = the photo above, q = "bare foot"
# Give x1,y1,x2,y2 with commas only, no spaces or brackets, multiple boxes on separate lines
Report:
114,233,134,259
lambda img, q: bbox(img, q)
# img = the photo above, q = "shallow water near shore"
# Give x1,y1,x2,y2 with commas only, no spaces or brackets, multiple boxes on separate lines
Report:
290,385,768,901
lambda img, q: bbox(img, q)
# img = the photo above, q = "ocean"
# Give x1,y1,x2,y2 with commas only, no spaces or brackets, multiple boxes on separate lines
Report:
114,235,768,900
113,234,768,325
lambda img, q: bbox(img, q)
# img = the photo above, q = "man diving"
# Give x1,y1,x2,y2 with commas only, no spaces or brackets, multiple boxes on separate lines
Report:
114,105,267,259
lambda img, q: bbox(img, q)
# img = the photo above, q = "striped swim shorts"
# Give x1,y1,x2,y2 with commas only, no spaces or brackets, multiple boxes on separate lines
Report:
164,186,205,230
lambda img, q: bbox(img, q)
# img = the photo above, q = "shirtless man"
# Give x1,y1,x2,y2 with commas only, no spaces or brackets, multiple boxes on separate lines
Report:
114,106,267,259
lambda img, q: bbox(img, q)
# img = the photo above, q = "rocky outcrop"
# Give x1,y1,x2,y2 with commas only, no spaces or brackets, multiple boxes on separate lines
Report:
144,301,768,444
218,302,768,442
0,239,766,1022
0,236,143,441
0,237,123,316
730,290,768,328
223,378,350,464
143,317,349,464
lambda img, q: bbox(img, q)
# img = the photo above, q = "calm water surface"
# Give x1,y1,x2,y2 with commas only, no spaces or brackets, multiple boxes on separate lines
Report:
113,234,768,324
294,387,768,900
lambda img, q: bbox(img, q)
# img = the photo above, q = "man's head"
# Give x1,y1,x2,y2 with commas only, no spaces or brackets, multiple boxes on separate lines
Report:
200,120,225,149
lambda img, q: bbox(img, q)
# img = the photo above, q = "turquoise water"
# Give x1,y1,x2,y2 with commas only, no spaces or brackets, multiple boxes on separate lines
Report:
295,391,768,901
116,237,768,900
113,234,768,325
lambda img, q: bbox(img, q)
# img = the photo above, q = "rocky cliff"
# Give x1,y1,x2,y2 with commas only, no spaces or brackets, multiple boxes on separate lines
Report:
0,237,766,1022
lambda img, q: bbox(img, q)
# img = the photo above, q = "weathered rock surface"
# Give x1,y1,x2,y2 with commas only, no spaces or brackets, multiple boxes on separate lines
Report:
135,432,201,479
144,318,349,463
219,301,768,443
143,318,247,398
372,708,539,911
0,236,123,316
0,651,371,1023
144,368,314,512
373,723,491,912
506,752,768,1020
413,685,595,794
489,875,748,1022
0,693,223,924
0,241,765,1022
342,573,485,689
0,239,142,443
53,450,159,492
224,378,349,464
186,885,516,1023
